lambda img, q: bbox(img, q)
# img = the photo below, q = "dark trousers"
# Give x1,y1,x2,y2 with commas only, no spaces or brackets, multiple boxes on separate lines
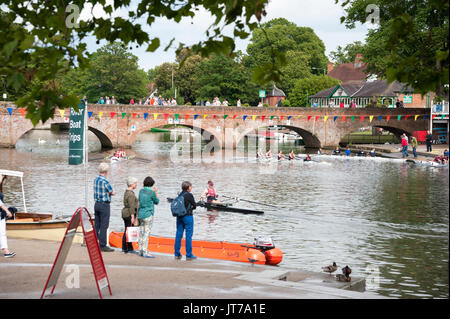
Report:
122,216,134,252
94,202,110,248
426,142,432,152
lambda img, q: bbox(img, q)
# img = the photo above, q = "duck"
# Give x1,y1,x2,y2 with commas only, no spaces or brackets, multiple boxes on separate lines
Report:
322,262,338,275
38,138,46,144
342,265,352,279
55,139,60,145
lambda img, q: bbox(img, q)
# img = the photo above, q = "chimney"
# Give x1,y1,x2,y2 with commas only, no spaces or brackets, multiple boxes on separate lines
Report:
327,62,334,74
354,53,363,68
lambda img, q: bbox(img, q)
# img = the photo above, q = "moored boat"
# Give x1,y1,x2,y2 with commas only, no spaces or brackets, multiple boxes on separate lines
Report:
108,231,282,265
167,197,264,215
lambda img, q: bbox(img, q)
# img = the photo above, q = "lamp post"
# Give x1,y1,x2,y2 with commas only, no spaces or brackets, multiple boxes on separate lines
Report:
1,75,6,102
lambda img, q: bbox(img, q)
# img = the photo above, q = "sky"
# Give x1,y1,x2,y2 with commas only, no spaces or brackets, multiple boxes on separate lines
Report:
80,0,370,71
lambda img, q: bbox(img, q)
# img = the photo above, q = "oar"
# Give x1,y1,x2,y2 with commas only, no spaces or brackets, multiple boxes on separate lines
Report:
221,195,279,208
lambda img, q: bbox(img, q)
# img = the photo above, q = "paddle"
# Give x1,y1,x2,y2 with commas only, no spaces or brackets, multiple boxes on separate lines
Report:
221,195,279,208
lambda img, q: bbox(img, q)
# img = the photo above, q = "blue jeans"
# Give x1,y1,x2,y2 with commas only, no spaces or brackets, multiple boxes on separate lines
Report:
94,202,110,248
402,145,408,157
413,147,417,158
174,215,194,257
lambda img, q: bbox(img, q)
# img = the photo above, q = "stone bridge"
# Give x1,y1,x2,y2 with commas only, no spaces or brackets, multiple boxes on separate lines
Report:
0,104,430,149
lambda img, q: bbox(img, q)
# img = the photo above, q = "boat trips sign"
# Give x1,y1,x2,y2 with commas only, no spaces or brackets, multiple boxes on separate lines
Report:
69,102,86,165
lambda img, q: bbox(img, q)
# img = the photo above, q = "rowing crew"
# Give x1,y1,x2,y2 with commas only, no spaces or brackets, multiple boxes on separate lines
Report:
256,149,297,161
200,180,221,204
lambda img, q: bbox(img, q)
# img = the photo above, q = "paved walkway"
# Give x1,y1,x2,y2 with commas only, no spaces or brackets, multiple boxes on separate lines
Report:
0,238,386,299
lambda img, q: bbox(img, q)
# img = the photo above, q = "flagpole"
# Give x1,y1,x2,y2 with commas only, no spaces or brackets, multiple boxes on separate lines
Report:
84,101,88,209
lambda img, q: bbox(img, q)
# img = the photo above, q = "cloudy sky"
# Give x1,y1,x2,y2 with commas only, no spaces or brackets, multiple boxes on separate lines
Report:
81,0,369,71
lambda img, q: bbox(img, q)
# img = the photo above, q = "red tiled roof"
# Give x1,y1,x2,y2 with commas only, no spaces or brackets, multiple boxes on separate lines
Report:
327,62,368,83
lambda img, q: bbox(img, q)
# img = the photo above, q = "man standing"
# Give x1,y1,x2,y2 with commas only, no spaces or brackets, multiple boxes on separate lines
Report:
426,131,433,152
401,134,409,158
94,163,115,252
411,136,418,158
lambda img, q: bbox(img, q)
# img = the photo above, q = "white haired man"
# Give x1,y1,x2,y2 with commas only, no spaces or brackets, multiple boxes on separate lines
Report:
93,163,116,252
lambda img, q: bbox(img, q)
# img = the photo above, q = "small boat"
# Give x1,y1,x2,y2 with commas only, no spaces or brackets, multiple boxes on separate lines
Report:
105,155,136,163
1,169,70,230
108,232,282,265
167,198,264,215
151,128,169,133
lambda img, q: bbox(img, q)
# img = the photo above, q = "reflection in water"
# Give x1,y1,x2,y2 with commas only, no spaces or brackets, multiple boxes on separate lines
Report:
0,129,448,299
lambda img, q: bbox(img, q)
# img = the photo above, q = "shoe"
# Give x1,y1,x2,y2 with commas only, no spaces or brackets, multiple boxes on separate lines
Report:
4,252,16,258
174,255,182,260
101,246,114,252
128,250,138,255
186,255,197,260
142,253,155,258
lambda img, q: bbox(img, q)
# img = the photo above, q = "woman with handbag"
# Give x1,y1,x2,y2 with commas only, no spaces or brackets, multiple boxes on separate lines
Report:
138,176,159,258
122,177,139,254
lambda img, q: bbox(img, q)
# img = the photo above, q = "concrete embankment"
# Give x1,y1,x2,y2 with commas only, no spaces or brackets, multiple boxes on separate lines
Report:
0,234,386,299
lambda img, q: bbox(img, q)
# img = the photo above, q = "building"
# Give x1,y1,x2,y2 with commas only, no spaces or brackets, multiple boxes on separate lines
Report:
263,84,286,107
327,53,368,84
309,80,434,109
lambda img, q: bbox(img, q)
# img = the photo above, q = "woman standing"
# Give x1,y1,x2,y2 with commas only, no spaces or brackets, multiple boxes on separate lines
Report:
138,177,159,258
174,181,197,260
121,177,138,254
0,193,15,258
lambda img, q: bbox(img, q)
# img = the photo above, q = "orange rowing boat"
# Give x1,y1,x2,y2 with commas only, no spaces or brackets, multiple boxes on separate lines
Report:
108,231,282,266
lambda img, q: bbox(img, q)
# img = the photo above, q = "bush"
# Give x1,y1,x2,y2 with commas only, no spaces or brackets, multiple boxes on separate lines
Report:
263,103,269,107
282,99,291,107
243,103,250,107
186,102,192,106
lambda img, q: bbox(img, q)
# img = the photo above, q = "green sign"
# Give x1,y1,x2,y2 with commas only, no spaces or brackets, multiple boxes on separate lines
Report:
259,90,266,98
68,101,86,165
403,95,412,103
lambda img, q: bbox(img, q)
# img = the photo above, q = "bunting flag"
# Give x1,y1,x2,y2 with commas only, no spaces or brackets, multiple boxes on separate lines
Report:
315,116,319,122
243,115,248,121
307,115,312,121
203,114,208,119
19,108,26,117
342,116,346,122
423,114,428,120
369,115,374,123
144,113,148,120
397,115,402,121
232,115,237,119
378,115,382,121
110,112,116,119
121,112,127,119
405,115,410,120
252,115,257,122
280,115,284,121
194,114,199,120
164,114,169,120
414,115,419,121
324,116,329,122
224,115,228,120
288,116,292,120
59,110,65,118
99,111,103,119
175,114,179,120
132,113,137,119
297,115,302,120
333,116,338,122
88,111,93,119
360,116,364,122
6,107,13,116
213,115,216,119
261,115,266,122
386,115,391,122
351,116,355,122
185,114,190,120
432,114,436,120
154,113,159,120
442,114,445,120
270,115,275,121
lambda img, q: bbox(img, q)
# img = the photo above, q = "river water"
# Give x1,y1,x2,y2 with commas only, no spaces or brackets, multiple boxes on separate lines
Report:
0,129,448,299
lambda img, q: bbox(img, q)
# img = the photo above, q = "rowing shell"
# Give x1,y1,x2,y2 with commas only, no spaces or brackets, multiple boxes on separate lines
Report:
166,198,264,215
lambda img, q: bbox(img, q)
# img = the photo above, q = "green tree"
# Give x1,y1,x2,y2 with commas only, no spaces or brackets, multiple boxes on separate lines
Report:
153,62,178,96
289,75,339,107
329,41,365,64
176,54,203,104
245,18,328,94
61,42,148,103
0,0,272,124
337,0,449,97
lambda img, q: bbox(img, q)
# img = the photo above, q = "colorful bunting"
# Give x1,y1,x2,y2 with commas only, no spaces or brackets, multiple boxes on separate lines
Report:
203,114,208,119
297,115,302,119
110,112,116,119
224,115,228,120
194,114,199,120
252,115,257,122
88,111,93,119
232,115,237,119
270,115,275,121
185,114,190,120
397,115,401,121
369,115,374,122
307,115,312,121
432,114,436,120
333,116,338,122
288,116,292,120
19,108,26,117
405,115,410,120
99,112,103,119
243,115,248,121
7,107,13,116
386,115,391,122
261,115,266,122
378,115,382,121
315,116,319,122
175,114,179,120
154,113,159,120
280,115,284,121
213,115,216,119
132,113,137,119
351,116,355,122
144,113,148,120
121,112,126,119
324,116,329,122
59,110,65,118
360,116,364,122
442,114,445,120
342,116,346,122
414,115,419,121
164,114,169,120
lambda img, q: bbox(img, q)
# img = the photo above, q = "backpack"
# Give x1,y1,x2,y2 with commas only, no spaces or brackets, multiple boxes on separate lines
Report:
170,192,187,217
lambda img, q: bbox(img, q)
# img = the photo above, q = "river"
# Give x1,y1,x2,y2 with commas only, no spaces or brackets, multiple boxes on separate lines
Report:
0,128,448,299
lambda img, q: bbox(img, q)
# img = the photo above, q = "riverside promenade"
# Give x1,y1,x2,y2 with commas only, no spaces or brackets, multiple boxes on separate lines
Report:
0,236,386,300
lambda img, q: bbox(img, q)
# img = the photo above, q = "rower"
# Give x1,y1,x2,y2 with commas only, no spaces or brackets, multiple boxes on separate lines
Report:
256,149,264,159
304,154,312,162
277,150,285,161
369,148,376,157
288,150,296,160
345,148,351,156
200,181,220,204
266,150,272,158
357,150,366,157
333,147,340,155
